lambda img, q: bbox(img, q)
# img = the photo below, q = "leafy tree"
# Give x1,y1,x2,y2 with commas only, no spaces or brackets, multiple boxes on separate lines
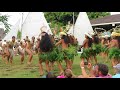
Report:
44,12,110,30
0,14,11,33
87,12,110,20
44,12,79,30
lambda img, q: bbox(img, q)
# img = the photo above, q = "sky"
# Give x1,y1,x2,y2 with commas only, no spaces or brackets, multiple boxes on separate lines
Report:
0,12,29,28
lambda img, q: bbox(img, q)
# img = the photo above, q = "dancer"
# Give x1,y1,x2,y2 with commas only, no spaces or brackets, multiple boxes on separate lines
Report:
38,32,53,76
55,32,71,70
79,33,93,63
18,41,25,64
25,38,33,65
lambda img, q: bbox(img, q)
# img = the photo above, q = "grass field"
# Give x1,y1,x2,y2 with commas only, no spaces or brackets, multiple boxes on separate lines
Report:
0,54,115,78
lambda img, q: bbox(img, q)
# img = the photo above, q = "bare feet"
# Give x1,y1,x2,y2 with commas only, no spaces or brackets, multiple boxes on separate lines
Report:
27,62,31,65
40,72,44,76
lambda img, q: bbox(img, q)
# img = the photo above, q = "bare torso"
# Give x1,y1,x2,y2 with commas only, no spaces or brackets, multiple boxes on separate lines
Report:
109,39,119,48
101,39,105,46
26,42,31,49
82,39,89,49
55,39,68,50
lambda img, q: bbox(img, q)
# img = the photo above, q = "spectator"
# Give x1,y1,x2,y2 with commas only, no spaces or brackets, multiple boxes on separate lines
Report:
57,71,65,78
46,72,56,78
41,72,56,78
79,60,112,78
57,69,76,78
112,64,120,78
64,69,76,78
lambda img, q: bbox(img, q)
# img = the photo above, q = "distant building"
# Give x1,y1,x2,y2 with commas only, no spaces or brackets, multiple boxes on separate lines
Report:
0,28,6,40
90,14,120,31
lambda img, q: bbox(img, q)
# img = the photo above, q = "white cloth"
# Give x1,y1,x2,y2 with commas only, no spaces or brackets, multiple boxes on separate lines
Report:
18,46,25,54
0,47,2,51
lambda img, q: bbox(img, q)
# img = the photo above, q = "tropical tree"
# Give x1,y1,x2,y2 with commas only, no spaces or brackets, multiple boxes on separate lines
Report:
87,12,110,20
44,12,79,30
44,12,110,30
0,14,11,33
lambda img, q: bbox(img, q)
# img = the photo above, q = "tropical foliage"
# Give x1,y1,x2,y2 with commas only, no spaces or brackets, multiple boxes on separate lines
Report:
63,45,77,60
101,46,109,53
91,44,102,55
39,45,77,62
80,48,92,59
108,47,120,60
44,12,110,30
49,47,64,62
87,12,110,20
80,44,102,59
0,14,11,33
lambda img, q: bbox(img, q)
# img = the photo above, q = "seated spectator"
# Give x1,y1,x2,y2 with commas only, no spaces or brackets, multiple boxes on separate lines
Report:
64,69,76,78
57,69,76,78
41,72,56,78
79,60,112,78
57,71,65,78
112,64,120,78
96,63,112,78
46,72,56,78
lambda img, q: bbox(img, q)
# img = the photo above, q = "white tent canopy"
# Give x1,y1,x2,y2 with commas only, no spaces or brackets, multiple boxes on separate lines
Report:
21,12,52,40
67,25,74,35
67,12,94,45
3,19,21,41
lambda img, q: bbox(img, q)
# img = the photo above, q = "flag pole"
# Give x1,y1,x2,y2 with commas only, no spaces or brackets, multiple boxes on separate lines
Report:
21,12,23,40
73,12,75,35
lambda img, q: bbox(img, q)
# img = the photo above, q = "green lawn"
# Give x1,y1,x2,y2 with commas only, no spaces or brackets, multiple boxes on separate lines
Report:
0,54,115,78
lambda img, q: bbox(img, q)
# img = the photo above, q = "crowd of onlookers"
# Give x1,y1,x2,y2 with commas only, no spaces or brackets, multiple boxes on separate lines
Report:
42,61,120,78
